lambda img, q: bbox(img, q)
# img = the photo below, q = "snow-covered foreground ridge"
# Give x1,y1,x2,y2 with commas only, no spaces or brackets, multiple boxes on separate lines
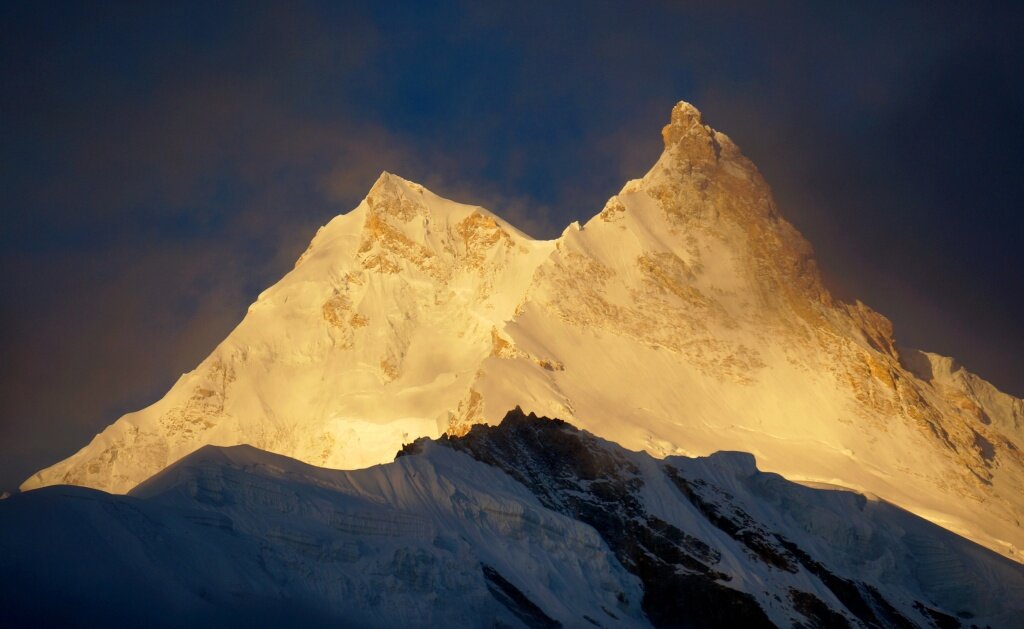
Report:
22,101,1024,561
3,411,1022,627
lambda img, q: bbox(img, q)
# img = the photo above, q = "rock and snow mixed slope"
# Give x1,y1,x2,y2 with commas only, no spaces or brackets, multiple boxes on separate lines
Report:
3,411,1022,627
21,102,1024,562
22,172,555,492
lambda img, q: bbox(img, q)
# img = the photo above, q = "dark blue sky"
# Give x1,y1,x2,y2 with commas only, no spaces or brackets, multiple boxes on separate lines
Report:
2,1,1022,492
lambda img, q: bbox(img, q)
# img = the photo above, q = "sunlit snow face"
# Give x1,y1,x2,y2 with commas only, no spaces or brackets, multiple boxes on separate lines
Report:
19,102,1024,571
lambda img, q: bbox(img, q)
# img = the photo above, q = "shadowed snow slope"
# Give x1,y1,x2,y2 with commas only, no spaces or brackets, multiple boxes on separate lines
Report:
2,410,1022,627
21,102,1024,563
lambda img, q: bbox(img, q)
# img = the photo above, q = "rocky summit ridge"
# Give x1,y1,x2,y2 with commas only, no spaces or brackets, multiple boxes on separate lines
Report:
22,101,1024,563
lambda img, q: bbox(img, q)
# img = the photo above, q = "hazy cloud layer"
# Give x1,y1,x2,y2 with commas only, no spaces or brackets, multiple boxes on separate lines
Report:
2,1,1022,491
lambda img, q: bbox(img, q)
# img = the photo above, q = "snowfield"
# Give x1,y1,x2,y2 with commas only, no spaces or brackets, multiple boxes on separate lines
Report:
3,410,1022,627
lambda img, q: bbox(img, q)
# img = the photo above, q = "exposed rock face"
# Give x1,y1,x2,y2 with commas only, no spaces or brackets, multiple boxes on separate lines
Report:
22,102,1024,562
425,410,1024,627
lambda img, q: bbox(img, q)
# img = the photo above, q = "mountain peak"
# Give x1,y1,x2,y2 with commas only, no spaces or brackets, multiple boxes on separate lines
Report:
369,169,421,193
372,169,395,185
661,100,721,161
23,101,1024,564
365,170,428,218
666,100,705,129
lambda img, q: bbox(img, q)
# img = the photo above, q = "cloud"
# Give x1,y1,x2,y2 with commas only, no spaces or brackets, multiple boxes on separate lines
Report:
0,241,249,486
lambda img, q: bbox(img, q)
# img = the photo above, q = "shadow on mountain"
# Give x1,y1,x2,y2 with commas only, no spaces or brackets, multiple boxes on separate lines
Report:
3,408,1022,627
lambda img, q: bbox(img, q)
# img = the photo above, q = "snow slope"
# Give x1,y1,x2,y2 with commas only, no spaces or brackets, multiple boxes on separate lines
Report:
3,411,1021,627
22,102,1024,563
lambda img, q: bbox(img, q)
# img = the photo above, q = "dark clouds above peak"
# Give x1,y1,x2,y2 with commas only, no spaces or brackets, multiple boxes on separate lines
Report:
2,1,1022,491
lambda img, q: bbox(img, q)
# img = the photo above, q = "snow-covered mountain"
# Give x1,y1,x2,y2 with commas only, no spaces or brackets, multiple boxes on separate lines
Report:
21,102,1024,563
3,410,1022,627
